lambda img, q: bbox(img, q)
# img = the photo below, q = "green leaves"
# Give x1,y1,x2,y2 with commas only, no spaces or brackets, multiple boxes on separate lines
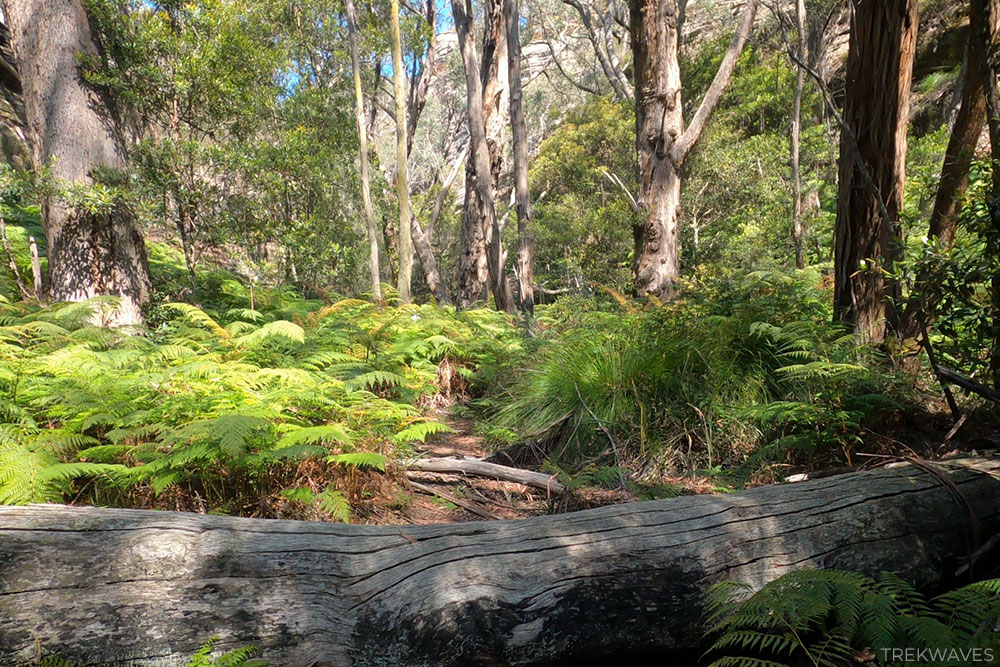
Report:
705,570,1000,667
0,296,515,514
328,452,386,471
392,421,454,445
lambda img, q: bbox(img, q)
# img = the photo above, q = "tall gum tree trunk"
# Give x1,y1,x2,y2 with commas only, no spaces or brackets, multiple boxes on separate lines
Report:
833,0,917,343
506,0,534,316
458,0,512,310
390,0,413,304
791,0,807,270
4,0,151,325
346,0,382,304
453,0,514,314
629,0,757,299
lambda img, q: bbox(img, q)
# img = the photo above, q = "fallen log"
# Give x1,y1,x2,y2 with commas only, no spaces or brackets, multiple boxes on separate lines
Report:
405,456,566,494
1,457,999,666
937,365,1000,405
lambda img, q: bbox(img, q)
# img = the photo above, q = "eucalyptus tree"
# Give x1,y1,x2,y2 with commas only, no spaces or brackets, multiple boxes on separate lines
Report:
346,0,383,303
832,0,918,343
390,0,414,303
628,0,758,299
507,0,535,315
453,0,514,312
3,0,151,324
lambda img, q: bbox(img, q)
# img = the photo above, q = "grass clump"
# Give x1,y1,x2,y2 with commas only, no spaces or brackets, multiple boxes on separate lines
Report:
492,270,906,483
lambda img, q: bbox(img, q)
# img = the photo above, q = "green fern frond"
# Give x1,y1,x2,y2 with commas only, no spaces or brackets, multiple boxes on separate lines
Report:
328,452,386,471
392,421,454,444
344,370,406,391
276,425,351,448
233,320,305,347
316,486,351,522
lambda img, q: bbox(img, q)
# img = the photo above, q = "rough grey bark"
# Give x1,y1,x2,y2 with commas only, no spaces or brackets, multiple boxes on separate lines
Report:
3,0,151,325
345,0,382,304
832,0,918,343
2,457,998,666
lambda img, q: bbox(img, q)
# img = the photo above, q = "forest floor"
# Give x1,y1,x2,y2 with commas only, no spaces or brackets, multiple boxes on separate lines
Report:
353,403,1000,527
359,410,636,525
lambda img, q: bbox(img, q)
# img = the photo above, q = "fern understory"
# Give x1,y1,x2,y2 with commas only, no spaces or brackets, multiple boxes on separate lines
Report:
706,569,1000,666
0,290,520,520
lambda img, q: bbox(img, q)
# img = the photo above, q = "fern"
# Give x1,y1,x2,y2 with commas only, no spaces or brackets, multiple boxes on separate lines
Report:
328,451,386,471
392,420,454,444
316,486,351,522
0,296,516,516
705,570,1000,667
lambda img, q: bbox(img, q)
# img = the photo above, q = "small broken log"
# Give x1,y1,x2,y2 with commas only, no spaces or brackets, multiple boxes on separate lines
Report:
405,456,565,494
1,457,999,666
937,365,1000,405
407,479,499,520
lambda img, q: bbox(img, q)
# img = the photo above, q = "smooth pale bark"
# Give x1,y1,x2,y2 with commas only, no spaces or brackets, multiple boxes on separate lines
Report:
505,0,535,316
791,0,807,270
28,235,41,295
457,0,513,310
390,0,413,304
2,457,998,665
345,0,382,304
3,0,151,325
898,0,991,341
401,7,451,306
629,0,757,299
833,0,917,343
454,0,514,312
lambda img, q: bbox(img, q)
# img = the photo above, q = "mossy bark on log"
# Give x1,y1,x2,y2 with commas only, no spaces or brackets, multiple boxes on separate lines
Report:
1,457,998,666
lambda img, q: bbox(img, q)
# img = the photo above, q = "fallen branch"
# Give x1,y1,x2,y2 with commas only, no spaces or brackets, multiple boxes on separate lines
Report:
405,456,565,494
937,366,1000,405
407,480,499,520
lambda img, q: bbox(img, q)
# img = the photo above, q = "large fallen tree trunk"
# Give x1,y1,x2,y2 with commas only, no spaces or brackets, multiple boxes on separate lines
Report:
1,457,999,666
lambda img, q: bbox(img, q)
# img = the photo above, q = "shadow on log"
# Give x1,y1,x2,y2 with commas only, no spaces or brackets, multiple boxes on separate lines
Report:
1,457,999,666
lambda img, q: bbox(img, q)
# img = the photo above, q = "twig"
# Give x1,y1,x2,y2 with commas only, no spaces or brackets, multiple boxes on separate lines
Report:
407,480,499,520
572,379,627,488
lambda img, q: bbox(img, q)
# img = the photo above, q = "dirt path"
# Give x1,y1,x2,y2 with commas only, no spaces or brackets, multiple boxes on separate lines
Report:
360,410,633,525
